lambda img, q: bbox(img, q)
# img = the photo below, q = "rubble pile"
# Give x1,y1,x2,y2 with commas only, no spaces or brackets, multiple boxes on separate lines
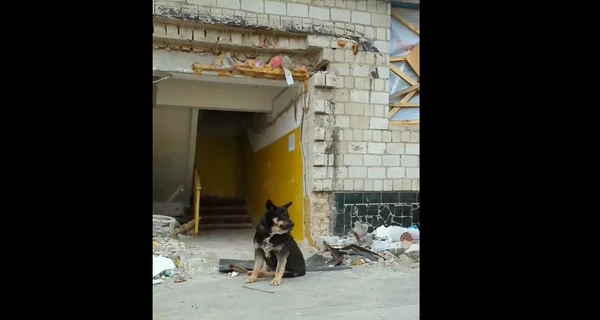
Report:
153,237,188,284
316,223,420,272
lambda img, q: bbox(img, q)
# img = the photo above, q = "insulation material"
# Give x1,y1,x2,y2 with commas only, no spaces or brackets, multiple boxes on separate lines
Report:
389,8,420,121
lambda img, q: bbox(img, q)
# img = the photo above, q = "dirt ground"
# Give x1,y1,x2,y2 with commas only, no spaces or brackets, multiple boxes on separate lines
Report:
153,229,419,320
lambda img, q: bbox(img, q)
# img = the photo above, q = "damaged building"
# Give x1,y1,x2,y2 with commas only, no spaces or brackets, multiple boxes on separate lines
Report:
152,0,420,246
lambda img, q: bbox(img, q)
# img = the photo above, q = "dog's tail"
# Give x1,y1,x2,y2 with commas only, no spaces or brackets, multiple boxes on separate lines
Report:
282,270,306,278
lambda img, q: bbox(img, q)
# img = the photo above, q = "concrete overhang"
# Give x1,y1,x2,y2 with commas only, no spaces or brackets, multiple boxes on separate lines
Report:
153,50,302,112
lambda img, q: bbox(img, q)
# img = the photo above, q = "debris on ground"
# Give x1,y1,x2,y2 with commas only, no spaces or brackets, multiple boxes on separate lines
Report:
153,237,191,284
314,223,420,271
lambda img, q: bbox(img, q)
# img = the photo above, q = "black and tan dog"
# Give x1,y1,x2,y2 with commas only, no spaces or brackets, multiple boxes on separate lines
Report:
245,199,306,286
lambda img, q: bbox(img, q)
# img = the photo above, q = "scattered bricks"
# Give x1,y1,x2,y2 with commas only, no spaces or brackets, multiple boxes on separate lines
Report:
406,168,420,179
287,3,308,17
241,0,264,12
363,155,382,166
367,142,386,154
401,155,419,167
330,8,350,22
265,0,286,15
387,167,405,178
348,166,367,178
369,117,389,130
405,143,419,155
368,167,386,179
387,143,405,154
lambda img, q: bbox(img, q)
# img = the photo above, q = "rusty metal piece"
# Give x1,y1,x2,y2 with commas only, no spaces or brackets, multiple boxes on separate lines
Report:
352,230,362,242
341,243,386,260
229,264,251,275
323,241,342,264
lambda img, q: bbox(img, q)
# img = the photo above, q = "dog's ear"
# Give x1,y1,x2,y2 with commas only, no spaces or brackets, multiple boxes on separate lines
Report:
265,199,276,212
282,201,293,209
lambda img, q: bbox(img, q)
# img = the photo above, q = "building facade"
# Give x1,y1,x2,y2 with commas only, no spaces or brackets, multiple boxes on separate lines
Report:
153,0,419,244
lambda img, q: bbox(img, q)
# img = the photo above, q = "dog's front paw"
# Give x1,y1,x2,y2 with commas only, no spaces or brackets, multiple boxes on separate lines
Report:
245,277,257,283
270,279,281,286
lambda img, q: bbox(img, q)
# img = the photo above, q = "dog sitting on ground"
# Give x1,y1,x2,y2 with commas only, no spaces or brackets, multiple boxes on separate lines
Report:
245,199,306,286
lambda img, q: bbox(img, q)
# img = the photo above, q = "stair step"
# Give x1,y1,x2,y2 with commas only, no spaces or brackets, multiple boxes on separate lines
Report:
200,207,247,215
201,215,251,221
199,223,253,230
200,196,247,207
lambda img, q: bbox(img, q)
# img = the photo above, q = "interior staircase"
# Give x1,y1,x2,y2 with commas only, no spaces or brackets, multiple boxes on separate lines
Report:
198,196,253,230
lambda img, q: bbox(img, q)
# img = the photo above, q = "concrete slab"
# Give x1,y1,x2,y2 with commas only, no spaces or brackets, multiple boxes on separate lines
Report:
153,230,419,320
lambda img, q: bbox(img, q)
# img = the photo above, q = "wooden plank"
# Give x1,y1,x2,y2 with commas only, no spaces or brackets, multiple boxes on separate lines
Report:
391,10,420,35
390,102,419,107
390,65,418,86
391,119,420,125
390,83,420,101
405,43,420,76
388,90,418,119
390,56,406,62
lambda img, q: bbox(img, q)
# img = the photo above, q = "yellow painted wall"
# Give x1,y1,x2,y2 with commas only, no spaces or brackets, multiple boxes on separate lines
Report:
242,127,304,241
195,135,240,197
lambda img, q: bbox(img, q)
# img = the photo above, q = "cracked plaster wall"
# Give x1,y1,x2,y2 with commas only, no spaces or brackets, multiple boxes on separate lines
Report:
153,0,420,238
